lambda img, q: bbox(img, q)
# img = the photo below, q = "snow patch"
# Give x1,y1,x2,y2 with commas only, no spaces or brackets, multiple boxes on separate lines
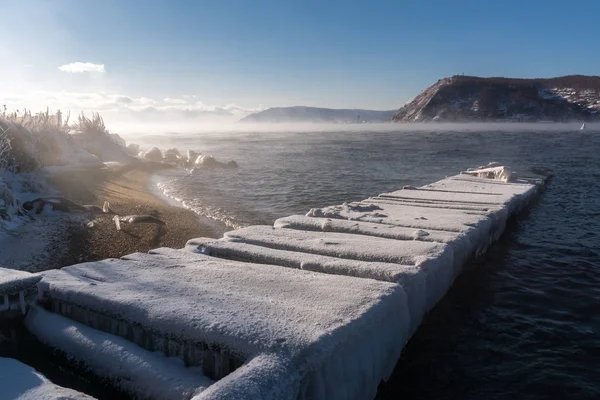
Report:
0,357,95,400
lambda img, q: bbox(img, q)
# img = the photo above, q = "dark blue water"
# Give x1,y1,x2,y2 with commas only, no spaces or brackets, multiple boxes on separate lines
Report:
145,128,600,399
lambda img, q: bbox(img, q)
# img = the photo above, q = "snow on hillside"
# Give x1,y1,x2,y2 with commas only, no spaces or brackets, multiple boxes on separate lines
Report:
393,75,600,122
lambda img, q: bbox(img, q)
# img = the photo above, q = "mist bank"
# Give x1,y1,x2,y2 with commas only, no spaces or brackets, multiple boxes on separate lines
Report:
111,120,597,138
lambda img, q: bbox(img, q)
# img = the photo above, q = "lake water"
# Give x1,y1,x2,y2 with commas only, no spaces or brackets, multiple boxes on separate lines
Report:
143,126,599,399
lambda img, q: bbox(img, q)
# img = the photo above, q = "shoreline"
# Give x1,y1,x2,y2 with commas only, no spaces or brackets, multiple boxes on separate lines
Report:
150,173,233,236
49,161,221,267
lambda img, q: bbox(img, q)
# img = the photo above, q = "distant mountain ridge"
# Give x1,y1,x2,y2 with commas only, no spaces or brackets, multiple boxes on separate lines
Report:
240,106,396,123
392,75,600,122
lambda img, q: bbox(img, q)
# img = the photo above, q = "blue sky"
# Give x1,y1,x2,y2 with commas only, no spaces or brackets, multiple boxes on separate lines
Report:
0,0,598,122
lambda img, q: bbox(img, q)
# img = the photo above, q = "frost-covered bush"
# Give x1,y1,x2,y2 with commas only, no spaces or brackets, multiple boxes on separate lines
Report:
0,178,16,220
0,125,12,172
0,108,82,170
70,112,131,163
71,112,107,136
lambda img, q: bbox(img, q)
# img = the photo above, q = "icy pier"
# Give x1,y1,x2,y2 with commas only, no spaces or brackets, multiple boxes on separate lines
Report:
26,165,551,400
0,268,41,319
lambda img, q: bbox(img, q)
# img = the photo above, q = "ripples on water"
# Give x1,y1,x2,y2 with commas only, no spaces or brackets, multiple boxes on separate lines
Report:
143,128,599,399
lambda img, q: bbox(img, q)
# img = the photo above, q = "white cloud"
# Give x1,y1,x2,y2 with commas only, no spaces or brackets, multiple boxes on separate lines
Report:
58,62,105,73
2,90,266,123
164,98,187,104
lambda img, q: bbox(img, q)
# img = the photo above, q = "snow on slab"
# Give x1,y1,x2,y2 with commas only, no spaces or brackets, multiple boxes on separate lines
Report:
38,250,409,399
0,268,42,294
184,238,417,283
222,225,456,313
305,200,512,270
0,356,95,400
379,187,520,205
193,353,299,400
273,214,473,279
223,225,452,267
183,238,427,334
424,176,536,195
367,197,497,212
307,201,494,234
274,214,461,244
25,307,212,400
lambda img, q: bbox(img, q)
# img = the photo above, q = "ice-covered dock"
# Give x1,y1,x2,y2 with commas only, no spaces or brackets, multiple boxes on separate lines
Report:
26,165,551,400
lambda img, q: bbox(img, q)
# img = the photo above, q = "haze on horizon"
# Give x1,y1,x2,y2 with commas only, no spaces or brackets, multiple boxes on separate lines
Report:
1,0,598,131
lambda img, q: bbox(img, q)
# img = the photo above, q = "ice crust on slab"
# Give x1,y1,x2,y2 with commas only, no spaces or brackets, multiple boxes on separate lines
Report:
224,225,452,267
422,176,538,213
184,238,416,283
313,198,516,255
274,215,461,243
307,201,495,233
25,307,213,400
0,356,95,400
273,214,473,281
306,200,504,257
379,187,520,205
426,176,536,194
366,197,496,212
0,268,42,294
37,250,409,400
222,226,456,316
193,354,300,400
184,238,427,333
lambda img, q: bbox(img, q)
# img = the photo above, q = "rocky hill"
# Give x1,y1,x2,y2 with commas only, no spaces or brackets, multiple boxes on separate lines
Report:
392,75,600,122
240,106,396,123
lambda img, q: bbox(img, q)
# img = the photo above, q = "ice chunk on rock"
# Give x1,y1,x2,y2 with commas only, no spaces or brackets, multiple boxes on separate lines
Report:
141,147,163,162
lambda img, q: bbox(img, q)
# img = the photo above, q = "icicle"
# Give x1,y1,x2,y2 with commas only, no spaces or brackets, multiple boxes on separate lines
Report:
19,290,26,314
1,294,8,311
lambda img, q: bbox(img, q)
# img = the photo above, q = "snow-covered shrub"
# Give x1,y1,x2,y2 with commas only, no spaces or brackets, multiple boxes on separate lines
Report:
0,179,16,221
71,112,107,136
0,124,12,172
70,112,131,163
0,108,95,170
